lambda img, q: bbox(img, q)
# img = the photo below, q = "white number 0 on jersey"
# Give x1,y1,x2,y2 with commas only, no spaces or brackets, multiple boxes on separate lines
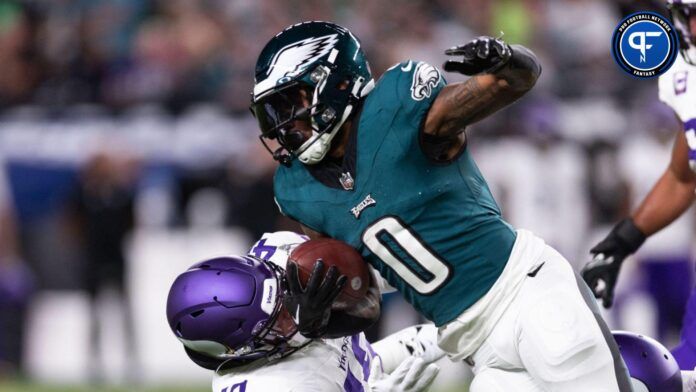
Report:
362,216,451,294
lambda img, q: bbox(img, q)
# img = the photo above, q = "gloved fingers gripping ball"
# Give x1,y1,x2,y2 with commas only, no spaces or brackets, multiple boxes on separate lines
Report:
284,260,346,338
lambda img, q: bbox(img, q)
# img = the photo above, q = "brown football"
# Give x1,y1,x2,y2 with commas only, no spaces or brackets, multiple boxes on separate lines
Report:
288,238,370,309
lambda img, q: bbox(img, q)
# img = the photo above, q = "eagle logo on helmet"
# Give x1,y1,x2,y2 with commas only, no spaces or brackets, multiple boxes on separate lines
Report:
254,34,339,97
410,62,442,101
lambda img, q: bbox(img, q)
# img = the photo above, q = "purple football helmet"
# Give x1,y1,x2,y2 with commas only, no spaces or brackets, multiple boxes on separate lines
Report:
166,255,298,370
613,331,683,392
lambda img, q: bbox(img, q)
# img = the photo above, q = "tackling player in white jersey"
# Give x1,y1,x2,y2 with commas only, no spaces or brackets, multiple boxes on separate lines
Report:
166,231,445,392
582,0,696,374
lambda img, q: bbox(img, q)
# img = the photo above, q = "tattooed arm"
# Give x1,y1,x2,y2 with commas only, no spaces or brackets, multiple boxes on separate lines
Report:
422,39,541,159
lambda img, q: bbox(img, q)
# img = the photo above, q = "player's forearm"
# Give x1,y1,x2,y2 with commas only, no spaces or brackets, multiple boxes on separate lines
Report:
323,310,378,339
427,45,540,137
300,223,325,240
495,45,541,93
632,168,695,236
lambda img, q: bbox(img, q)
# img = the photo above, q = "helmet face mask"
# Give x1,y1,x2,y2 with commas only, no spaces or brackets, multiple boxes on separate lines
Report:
251,21,374,166
668,0,696,64
253,305,298,348
252,79,325,165
166,256,304,370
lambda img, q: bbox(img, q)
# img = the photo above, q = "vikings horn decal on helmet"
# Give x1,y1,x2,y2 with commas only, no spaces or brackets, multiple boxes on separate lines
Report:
251,21,374,166
667,0,696,65
166,256,302,370
613,331,683,392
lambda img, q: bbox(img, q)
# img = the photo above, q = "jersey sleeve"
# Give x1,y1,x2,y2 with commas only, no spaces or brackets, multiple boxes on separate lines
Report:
372,60,447,154
390,60,446,126
658,72,676,111
248,231,309,269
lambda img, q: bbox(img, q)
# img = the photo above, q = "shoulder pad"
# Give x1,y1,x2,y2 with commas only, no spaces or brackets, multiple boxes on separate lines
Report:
248,231,309,268
370,60,446,122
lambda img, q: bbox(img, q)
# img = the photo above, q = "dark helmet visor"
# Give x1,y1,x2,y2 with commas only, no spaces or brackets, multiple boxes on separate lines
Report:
251,83,315,138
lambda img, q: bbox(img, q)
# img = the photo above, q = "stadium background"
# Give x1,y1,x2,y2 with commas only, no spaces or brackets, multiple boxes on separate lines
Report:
0,0,693,391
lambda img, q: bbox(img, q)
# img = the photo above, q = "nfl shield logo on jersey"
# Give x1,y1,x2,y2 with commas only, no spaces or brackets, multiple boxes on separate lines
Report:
340,172,355,190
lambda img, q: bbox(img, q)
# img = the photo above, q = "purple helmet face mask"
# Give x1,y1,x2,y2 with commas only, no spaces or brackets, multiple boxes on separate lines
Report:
166,256,293,363
613,331,683,392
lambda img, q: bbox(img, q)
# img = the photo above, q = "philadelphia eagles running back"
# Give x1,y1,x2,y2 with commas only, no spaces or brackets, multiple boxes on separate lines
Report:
250,21,632,391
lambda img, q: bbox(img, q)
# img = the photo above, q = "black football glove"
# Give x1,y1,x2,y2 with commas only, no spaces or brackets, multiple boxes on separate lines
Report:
582,218,646,308
284,259,346,338
443,36,512,76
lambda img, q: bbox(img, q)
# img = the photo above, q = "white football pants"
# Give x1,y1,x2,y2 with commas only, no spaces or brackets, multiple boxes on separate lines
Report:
468,245,631,392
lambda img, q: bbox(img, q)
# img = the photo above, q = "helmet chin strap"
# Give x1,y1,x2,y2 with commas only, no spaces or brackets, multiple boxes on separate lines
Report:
297,104,353,164
296,76,374,165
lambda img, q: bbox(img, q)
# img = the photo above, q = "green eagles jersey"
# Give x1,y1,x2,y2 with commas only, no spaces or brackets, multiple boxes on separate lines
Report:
274,60,517,326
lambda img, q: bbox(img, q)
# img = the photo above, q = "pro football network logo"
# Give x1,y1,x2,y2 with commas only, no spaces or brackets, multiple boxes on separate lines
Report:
611,11,679,78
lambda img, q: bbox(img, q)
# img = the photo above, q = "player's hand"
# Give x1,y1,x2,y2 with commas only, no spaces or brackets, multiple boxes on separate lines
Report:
443,36,512,76
582,218,646,308
368,356,440,392
283,259,346,338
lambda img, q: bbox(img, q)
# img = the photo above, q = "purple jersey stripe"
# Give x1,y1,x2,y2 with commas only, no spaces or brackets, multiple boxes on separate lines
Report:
684,118,696,131
365,338,382,373
343,363,365,392
684,119,696,162
351,335,371,381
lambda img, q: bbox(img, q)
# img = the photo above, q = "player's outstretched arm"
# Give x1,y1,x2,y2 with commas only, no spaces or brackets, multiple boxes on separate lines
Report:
424,36,541,138
632,129,696,236
583,130,696,307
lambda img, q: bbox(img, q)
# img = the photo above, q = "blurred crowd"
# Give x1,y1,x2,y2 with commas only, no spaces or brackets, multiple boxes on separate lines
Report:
0,0,670,112
0,0,693,387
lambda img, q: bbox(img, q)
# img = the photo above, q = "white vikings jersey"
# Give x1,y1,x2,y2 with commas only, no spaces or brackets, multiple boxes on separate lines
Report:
248,231,309,270
212,333,378,392
658,54,696,171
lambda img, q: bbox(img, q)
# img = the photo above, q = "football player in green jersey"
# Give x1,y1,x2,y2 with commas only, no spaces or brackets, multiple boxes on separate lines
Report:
250,21,632,391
